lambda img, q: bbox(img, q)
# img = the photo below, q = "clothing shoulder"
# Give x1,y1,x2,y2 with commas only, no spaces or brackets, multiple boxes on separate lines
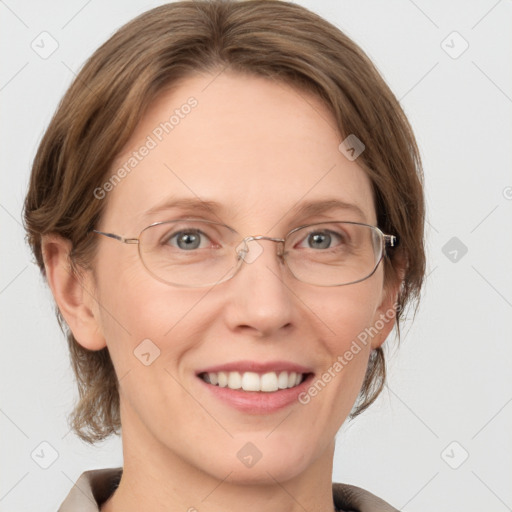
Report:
333,482,400,512
58,467,122,512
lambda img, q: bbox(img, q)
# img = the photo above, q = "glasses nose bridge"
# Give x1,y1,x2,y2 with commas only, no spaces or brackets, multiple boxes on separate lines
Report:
236,234,287,266
242,234,286,254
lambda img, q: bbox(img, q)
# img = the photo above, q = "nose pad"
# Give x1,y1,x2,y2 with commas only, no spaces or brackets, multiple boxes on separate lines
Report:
235,239,264,264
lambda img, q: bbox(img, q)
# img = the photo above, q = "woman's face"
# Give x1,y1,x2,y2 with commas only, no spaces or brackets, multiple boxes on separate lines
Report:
86,70,396,482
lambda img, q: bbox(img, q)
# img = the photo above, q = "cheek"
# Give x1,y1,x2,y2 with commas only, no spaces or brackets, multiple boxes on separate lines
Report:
94,256,179,360
94,254,217,378
310,273,385,399
321,275,383,347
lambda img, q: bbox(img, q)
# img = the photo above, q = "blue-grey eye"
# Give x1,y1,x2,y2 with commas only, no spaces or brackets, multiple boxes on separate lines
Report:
299,230,344,250
167,229,210,250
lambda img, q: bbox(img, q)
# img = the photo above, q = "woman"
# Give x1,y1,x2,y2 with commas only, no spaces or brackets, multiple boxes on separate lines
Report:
23,1,425,510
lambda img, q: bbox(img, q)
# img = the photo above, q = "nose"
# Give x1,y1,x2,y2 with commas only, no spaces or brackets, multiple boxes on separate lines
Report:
224,237,294,336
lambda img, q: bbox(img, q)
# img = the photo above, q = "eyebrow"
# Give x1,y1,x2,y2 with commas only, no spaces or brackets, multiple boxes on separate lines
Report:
142,197,367,223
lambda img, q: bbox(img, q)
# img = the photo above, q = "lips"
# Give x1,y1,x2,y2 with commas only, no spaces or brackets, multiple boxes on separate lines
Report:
196,360,314,375
196,367,316,414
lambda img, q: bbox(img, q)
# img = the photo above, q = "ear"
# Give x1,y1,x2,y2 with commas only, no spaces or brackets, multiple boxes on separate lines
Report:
370,266,404,351
41,233,106,351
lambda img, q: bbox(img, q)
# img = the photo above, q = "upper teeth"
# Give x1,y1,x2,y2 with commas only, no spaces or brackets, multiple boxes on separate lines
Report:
201,371,304,392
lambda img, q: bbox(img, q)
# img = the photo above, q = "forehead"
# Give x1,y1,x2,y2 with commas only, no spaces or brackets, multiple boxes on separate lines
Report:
101,71,376,233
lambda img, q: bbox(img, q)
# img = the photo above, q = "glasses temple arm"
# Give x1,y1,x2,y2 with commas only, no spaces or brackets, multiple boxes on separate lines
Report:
92,230,139,244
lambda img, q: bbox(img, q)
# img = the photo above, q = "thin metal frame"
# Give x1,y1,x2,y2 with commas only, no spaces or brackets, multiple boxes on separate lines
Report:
92,219,397,288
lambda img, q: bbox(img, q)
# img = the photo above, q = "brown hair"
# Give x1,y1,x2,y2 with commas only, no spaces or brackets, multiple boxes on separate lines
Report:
23,0,425,444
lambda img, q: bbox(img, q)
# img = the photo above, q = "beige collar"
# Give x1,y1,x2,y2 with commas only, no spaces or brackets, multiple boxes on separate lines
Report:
58,467,399,512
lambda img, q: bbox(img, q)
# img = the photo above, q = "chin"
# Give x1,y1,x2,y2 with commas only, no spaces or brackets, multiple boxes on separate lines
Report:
196,435,317,485
222,456,312,486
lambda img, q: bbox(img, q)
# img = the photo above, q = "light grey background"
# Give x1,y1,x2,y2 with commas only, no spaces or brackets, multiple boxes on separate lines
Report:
1,1,511,511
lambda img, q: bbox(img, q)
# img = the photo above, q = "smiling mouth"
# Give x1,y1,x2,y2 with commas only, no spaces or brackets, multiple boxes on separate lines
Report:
198,370,312,393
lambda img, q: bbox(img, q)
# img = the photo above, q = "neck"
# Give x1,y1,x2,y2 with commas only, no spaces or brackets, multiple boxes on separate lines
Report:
101,399,337,512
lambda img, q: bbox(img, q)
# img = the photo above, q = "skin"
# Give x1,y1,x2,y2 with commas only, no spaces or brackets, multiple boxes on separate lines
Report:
42,70,400,512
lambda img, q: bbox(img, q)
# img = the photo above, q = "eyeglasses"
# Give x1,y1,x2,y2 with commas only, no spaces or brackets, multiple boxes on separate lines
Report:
92,219,397,288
